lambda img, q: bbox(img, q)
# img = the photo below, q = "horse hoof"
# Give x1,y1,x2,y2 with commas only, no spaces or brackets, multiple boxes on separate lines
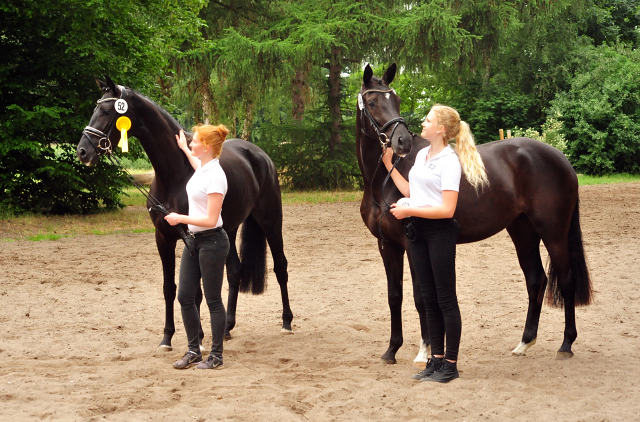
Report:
158,344,173,352
224,333,232,340
281,328,294,334
556,351,574,360
200,344,207,352
381,357,397,365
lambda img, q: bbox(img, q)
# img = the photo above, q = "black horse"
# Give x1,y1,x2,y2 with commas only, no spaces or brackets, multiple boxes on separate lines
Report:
77,77,293,350
357,64,592,364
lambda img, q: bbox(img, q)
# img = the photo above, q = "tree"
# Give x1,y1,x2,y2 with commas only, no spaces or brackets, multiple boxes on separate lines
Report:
0,0,202,214
550,44,640,174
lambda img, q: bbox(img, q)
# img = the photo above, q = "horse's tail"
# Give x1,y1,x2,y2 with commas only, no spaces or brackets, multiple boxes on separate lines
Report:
239,213,268,295
547,197,593,308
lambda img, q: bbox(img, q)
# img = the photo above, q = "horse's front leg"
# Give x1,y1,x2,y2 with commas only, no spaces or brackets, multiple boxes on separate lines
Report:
379,239,405,364
156,232,178,351
406,252,430,365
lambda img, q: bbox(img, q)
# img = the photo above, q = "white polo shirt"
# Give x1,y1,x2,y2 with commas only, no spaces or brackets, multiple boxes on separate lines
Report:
185,158,227,232
408,145,461,207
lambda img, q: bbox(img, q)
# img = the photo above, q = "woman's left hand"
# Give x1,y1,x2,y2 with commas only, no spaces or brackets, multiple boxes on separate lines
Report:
389,203,411,220
164,212,183,226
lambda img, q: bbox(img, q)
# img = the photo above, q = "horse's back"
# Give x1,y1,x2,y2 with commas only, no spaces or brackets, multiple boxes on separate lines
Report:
456,138,577,243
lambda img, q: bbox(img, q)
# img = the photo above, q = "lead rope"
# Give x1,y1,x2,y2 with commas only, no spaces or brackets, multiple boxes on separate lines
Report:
104,152,197,256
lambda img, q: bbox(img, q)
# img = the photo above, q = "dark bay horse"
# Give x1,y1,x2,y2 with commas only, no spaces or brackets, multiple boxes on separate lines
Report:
77,77,293,350
357,64,592,364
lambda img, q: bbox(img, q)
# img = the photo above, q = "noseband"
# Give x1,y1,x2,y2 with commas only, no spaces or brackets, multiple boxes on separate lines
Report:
359,88,412,151
82,86,126,155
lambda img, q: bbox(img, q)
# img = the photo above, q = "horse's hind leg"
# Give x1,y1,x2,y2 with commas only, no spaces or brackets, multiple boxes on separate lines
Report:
507,215,547,356
260,215,293,333
224,228,241,339
543,236,576,359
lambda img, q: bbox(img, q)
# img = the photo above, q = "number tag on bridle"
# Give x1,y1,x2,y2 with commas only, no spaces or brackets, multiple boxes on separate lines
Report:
115,99,128,114
358,93,364,111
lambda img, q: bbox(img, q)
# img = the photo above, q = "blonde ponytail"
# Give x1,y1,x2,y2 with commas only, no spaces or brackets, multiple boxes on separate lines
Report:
454,121,488,190
431,105,489,191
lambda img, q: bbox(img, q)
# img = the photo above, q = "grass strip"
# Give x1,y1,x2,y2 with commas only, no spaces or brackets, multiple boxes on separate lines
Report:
2,174,638,242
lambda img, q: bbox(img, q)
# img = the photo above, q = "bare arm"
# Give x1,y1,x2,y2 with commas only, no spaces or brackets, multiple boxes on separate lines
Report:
164,193,224,228
176,129,200,170
390,190,458,220
382,147,410,197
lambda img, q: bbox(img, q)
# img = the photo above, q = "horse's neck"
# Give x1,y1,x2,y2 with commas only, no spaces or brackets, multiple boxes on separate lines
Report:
357,134,387,189
128,93,192,187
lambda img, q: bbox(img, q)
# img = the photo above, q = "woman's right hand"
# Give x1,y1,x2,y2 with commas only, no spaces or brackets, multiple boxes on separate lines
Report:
175,130,188,152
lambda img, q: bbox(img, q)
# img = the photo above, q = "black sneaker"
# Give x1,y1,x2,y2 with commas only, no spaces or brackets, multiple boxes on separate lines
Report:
424,359,459,383
412,356,444,380
197,354,223,370
173,350,202,369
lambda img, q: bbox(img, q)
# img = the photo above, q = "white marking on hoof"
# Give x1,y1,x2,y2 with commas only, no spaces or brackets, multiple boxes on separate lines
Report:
281,328,294,334
158,344,173,352
512,338,537,356
413,339,431,364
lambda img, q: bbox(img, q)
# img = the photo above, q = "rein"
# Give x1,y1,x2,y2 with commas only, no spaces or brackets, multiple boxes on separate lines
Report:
82,87,196,255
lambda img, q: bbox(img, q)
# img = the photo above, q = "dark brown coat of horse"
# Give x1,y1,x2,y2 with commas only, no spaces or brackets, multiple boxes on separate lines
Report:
357,64,592,363
77,77,293,350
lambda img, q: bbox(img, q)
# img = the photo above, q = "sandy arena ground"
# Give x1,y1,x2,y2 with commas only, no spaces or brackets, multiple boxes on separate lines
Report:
1,183,639,421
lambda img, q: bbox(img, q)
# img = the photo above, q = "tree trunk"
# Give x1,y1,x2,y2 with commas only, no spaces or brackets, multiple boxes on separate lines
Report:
292,67,308,120
241,101,255,140
201,76,212,125
328,46,342,153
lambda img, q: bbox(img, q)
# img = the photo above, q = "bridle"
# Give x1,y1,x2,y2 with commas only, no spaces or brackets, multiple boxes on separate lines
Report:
82,86,127,155
358,87,413,248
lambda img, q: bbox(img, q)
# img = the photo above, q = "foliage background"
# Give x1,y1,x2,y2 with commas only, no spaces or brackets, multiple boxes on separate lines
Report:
2,0,639,214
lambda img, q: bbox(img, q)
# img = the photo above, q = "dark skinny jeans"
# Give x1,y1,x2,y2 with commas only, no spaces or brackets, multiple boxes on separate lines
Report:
177,229,230,355
404,217,461,361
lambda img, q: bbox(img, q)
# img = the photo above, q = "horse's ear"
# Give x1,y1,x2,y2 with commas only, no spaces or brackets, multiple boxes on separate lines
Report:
105,76,118,95
95,77,109,93
363,64,373,86
382,63,397,86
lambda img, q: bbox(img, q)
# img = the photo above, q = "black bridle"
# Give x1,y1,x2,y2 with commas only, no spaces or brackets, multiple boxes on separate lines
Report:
359,87,413,248
81,87,197,255
359,88,413,151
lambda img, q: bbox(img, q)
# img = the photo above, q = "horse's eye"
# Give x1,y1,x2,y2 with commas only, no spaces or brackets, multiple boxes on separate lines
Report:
368,101,375,108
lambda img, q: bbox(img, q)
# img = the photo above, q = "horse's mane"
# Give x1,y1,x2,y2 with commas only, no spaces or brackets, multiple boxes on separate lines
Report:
127,87,185,131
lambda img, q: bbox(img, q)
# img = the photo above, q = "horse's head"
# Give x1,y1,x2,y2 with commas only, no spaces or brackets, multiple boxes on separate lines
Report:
358,63,413,157
77,77,128,166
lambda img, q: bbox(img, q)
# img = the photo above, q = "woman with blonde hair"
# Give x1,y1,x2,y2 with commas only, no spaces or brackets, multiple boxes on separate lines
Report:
382,104,487,383
165,124,230,370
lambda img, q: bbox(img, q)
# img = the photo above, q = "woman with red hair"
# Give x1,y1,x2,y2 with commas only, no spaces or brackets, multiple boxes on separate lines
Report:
165,124,230,370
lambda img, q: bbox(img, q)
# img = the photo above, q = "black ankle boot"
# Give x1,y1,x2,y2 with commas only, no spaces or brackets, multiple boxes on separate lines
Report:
424,359,459,383
412,356,444,380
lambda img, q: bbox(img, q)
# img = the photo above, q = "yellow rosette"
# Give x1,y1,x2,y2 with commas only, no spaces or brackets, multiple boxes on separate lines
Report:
115,116,131,153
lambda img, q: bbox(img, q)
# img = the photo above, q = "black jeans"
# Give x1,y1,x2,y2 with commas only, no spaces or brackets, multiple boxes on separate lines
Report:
404,217,461,361
177,228,230,355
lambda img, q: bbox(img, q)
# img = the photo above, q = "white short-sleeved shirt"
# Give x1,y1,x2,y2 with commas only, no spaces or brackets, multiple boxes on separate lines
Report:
408,145,461,207
185,158,227,232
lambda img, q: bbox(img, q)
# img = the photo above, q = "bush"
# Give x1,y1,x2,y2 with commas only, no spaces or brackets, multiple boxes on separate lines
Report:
512,113,568,153
549,44,640,175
